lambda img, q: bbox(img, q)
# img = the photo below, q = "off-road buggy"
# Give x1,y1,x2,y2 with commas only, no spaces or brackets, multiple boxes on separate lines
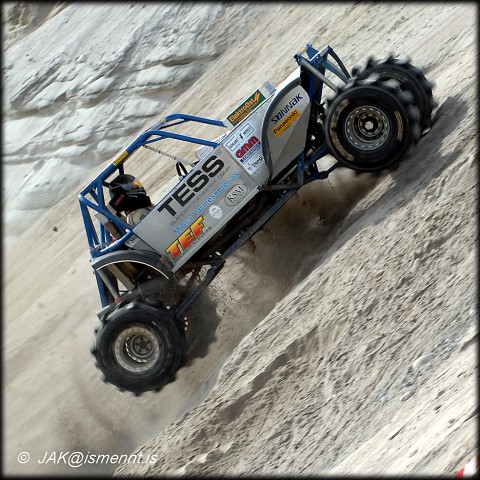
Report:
79,44,435,394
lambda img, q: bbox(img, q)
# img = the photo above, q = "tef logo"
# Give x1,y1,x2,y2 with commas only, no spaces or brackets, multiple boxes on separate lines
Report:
166,216,205,260
236,136,259,159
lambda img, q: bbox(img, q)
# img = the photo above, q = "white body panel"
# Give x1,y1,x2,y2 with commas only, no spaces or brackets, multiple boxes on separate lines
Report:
131,75,311,272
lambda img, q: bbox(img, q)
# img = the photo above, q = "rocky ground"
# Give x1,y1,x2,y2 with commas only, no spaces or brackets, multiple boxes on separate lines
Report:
3,2,477,477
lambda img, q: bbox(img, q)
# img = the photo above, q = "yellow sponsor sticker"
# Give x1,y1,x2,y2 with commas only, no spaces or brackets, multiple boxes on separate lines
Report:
113,151,129,166
272,109,300,137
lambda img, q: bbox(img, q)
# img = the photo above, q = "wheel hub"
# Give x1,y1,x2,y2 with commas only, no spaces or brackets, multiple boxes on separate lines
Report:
345,106,390,151
113,324,161,373
131,335,153,357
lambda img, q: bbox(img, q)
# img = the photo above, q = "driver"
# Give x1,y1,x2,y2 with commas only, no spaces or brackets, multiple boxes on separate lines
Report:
108,174,153,225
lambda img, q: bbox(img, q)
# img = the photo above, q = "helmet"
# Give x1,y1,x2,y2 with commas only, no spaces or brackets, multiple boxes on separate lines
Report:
108,174,152,214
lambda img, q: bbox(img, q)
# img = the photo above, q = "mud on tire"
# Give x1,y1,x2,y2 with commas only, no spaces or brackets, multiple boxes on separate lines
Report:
324,75,421,172
92,301,185,394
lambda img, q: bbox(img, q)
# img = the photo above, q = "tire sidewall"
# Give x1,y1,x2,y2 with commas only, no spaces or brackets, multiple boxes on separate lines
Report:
325,85,411,171
95,302,183,392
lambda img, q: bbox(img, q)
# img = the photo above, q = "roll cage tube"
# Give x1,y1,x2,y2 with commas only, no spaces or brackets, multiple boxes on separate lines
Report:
294,44,350,107
78,113,226,257
79,46,350,257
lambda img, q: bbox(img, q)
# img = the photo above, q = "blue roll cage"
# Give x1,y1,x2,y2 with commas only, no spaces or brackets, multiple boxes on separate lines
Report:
78,44,349,263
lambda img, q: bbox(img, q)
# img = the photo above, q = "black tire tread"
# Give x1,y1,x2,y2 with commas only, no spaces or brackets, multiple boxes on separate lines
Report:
351,54,436,133
92,301,185,395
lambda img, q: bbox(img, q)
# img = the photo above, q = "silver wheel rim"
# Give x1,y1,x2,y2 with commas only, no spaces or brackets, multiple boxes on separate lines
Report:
344,106,390,151
113,324,161,373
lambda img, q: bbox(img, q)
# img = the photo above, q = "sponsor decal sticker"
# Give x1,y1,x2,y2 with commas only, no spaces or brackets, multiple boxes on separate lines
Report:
165,171,241,259
225,123,255,154
191,180,230,217
209,205,223,219
236,136,260,162
227,90,266,126
271,94,303,124
225,123,264,174
272,109,300,137
225,184,248,206
172,171,240,229
166,216,205,260
233,133,264,174
242,154,265,175
157,156,225,218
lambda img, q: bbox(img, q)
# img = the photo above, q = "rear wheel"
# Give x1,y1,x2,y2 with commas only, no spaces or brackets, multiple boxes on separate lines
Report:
92,301,185,394
352,56,436,134
324,75,420,172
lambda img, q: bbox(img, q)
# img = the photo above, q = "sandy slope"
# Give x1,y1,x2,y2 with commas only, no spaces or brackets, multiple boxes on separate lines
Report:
3,2,477,477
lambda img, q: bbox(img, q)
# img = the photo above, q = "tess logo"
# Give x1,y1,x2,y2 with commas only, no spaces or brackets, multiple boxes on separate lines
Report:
157,156,224,217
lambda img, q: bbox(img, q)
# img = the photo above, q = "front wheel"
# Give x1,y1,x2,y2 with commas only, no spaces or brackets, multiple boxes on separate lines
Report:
324,75,420,172
92,301,185,394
